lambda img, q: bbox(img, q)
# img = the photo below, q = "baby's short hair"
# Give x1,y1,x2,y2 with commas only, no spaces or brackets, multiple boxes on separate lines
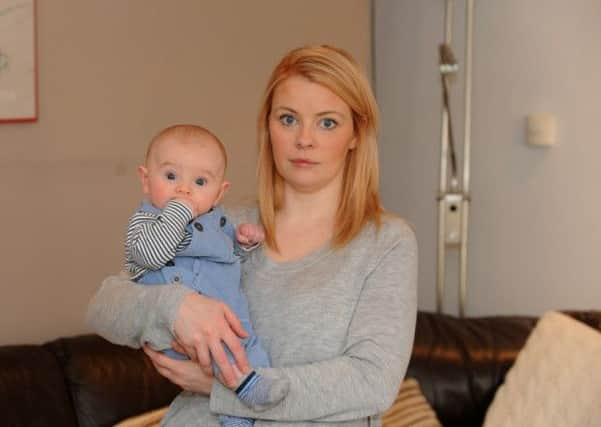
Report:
145,124,227,170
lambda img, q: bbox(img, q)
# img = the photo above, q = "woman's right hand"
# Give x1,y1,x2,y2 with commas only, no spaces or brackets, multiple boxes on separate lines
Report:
173,292,250,388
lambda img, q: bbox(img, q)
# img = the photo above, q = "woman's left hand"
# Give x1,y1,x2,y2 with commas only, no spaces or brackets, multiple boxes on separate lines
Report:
143,344,214,394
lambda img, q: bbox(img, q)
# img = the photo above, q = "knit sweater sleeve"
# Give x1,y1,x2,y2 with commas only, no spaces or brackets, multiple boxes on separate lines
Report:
86,272,194,350
210,222,418,421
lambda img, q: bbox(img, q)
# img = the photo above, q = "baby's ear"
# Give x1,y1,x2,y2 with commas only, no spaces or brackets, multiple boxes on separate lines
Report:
214,180,230,206
137,165,150,194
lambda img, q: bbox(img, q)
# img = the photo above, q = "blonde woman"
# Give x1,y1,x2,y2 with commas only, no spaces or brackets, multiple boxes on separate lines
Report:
88,45,417,426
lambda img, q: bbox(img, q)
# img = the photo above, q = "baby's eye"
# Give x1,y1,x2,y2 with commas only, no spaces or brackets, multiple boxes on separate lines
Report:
166,172,176,180
279,114,298,127
319,118,338,130
195,177,206,186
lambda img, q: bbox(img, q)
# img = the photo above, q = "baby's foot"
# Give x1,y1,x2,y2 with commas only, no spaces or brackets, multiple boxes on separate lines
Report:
219,414,254,427
235,370,289,411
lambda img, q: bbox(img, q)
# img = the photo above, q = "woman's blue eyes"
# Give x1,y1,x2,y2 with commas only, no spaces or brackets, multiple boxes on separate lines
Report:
195,177,206,186
319,118,337,129
279,114,297,126
278,114,338,130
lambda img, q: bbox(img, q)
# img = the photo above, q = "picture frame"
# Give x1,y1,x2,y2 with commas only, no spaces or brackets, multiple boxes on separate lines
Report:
0,0,38,123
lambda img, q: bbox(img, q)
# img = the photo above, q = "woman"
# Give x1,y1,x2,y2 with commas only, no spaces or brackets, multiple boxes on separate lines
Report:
88,45,417,426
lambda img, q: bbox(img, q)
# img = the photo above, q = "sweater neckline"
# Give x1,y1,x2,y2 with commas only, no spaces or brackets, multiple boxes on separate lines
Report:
254,241,333,273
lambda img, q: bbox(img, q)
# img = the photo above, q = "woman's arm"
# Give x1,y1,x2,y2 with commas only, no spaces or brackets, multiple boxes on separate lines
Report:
86,273,250,387
210,226,418,421
86,272,191,349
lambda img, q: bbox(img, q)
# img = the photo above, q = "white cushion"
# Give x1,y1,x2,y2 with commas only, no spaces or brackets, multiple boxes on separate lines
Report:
483,311,601,427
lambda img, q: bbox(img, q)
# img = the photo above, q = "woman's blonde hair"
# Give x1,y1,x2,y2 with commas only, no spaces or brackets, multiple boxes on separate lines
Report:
257,45,383,249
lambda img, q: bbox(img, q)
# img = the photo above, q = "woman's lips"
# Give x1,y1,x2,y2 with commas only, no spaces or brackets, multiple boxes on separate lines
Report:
290,158,318,167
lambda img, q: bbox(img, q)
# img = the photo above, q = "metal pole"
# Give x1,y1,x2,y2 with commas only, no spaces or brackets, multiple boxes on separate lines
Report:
462,0,473,195
436,0,454,313
458,0,474,317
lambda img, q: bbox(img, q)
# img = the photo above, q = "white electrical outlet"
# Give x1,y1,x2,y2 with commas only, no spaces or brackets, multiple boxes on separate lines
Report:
443,193,462,246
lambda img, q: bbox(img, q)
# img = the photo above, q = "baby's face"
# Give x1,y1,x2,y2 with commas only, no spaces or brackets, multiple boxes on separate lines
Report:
139,135,228,216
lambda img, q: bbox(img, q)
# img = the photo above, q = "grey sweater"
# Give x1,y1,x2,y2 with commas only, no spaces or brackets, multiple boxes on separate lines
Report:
87,209,417,427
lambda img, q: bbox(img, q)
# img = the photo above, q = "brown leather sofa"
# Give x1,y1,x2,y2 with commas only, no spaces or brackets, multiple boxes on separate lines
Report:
408,310,601,426
2,310,600,427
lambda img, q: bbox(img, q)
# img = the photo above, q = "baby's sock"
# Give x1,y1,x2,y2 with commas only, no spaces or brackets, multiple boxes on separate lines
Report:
219,414,254,427
235,370,289,411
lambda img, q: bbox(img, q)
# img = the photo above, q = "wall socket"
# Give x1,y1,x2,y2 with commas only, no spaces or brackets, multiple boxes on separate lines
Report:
443,193,463,246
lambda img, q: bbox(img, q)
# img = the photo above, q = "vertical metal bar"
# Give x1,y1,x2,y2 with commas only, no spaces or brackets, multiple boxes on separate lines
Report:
458,0,474,317
436,200,446,313
444,0,454,43
437,0,454,313
462,0,473,194
459,200,470,317
438,0,453,194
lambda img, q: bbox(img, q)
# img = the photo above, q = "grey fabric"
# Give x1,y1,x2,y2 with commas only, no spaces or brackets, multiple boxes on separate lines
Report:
87,209,417,427
87,272,193,352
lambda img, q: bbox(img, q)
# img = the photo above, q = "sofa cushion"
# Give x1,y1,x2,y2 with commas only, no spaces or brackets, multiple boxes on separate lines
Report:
483,311,601,427
0,344,78,427
382,378,441,427
114,406,168,427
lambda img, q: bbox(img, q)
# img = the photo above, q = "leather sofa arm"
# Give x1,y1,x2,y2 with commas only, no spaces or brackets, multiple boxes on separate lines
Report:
45,335,180,427
0,343,78,426
406,311,536,427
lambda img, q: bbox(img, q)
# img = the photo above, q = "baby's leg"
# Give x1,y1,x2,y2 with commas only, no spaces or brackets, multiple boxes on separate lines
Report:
219,414,254,427
161,348,189,360
213,356,255,426
215,335,289,412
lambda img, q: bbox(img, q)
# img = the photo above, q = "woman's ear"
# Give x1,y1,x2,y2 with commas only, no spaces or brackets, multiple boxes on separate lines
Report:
137,165,150,194
213,180,231,206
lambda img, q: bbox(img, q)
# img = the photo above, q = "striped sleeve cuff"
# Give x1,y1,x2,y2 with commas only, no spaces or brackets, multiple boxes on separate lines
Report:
162,200,195,225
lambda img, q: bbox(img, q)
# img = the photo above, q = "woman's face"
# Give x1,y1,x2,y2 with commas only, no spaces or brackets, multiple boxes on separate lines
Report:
268,75,356,195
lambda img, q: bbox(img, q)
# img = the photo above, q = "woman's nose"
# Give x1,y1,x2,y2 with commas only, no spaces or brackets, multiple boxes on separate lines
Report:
295,125,314,149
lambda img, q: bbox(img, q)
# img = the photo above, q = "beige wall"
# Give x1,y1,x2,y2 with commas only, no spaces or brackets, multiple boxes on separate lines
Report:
375,0,601,315
0,0,370,345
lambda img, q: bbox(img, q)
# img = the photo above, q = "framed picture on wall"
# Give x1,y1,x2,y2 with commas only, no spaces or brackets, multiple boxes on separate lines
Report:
0,0,38,123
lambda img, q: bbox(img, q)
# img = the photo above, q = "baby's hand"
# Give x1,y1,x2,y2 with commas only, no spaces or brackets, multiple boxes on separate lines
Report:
236,223,265,248
172,197,197,217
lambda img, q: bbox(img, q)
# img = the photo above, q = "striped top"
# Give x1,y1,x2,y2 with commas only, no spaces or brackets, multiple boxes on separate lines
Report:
125,200,194,280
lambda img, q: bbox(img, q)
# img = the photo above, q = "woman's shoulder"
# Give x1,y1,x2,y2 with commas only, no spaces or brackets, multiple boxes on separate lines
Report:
381,211,416,236
337,212,417,278
365,211,416,244
351,211,417,259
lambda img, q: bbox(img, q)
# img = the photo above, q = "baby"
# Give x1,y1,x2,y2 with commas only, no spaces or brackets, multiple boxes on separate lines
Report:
125,124,287,426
